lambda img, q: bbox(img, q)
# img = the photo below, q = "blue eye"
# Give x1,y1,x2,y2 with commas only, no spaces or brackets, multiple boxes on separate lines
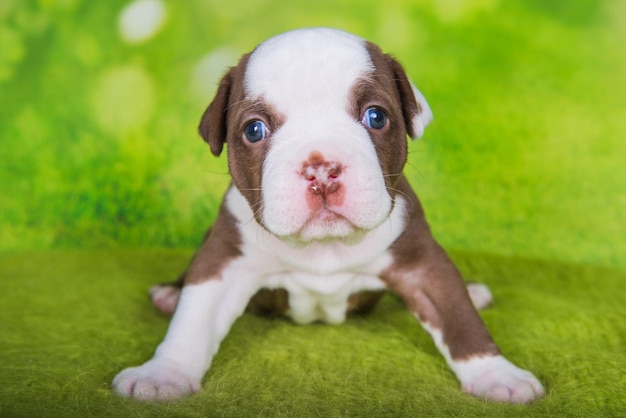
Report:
244,120,268,143
362,107,387,130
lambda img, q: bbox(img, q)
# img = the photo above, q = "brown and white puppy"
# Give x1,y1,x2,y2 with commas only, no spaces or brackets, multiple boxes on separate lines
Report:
112,28,544,403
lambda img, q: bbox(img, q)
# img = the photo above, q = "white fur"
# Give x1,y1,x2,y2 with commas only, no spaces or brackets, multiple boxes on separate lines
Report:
410,82,434,138
245,29,373,116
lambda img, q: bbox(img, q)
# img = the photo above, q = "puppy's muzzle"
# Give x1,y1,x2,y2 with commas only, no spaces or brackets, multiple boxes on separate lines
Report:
302,159,342,199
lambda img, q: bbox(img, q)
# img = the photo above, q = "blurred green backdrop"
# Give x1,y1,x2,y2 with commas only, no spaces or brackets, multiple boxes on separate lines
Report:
1,1,626,416
2,0,625,268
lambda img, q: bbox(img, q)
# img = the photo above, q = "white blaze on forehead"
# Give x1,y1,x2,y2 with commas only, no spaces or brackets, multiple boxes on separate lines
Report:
244,28,373,112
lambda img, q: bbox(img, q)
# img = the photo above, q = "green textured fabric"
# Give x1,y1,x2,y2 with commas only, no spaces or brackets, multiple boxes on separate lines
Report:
2,0,625,416
2,250,624,417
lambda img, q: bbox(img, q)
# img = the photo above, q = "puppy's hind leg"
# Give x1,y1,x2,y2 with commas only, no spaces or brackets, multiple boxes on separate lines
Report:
466,283,493,310
150,273,184,315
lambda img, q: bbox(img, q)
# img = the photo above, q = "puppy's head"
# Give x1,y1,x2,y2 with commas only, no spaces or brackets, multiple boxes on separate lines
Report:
199,28,432,243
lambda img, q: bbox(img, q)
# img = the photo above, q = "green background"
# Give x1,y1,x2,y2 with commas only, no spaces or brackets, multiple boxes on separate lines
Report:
1,0,625,416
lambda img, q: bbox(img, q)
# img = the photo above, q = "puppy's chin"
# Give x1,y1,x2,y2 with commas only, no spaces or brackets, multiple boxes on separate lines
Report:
301,218,359,243
269,210,376,247
281,227,368,247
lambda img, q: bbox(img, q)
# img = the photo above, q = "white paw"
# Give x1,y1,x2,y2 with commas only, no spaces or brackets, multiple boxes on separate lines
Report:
112,358,200,401
454,355,544,404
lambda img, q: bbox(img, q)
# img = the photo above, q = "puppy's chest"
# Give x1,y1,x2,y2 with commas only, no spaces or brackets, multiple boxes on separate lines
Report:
263,270,386,325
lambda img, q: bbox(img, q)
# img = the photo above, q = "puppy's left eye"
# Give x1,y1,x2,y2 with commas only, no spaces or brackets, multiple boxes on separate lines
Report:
244,120,269,143
362,107,387,130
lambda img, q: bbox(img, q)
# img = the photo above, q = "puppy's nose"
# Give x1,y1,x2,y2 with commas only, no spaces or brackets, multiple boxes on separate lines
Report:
301,157,343,198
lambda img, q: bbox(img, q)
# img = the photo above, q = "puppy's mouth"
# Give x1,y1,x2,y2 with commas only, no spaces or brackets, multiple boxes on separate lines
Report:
305,208,349,229
308,207,344,223
292,208,363,244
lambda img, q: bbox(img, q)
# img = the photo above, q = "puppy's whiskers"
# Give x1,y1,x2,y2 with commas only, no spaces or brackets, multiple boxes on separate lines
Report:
387,186,415,210
402,161,427,184
382,173,403,180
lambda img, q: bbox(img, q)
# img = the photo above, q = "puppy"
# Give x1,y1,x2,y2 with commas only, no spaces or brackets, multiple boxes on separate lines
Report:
113,28,544,403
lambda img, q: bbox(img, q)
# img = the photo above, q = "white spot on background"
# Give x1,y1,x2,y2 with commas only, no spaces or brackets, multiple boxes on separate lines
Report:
118,0,167,44
191,48,239,101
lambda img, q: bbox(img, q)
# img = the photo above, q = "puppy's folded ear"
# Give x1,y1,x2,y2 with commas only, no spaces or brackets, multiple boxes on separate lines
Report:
389,58,433,139
198,67,235,157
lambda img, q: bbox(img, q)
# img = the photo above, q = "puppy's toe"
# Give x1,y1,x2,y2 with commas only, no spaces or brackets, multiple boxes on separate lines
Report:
131,379,189,402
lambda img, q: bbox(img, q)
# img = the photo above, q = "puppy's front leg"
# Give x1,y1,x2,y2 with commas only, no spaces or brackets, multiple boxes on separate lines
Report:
113,204,260,401
382,185,543,403
113,267,259,401
384,236,544,403
384,241,543,403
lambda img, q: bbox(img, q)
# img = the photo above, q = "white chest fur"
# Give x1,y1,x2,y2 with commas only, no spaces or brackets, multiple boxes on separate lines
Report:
226,187,407,324
266,271,385,324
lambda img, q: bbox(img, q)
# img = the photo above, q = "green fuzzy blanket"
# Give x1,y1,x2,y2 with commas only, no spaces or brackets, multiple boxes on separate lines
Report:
1,250,624,417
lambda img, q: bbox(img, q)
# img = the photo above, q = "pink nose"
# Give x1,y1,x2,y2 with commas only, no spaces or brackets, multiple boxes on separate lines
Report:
301,154,343,200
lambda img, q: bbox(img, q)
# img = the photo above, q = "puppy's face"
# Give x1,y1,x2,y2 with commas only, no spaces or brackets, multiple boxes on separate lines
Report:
200,29,432,243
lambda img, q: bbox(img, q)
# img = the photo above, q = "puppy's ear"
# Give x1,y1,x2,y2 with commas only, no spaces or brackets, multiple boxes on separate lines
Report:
198,67,235,157
389,58,433,139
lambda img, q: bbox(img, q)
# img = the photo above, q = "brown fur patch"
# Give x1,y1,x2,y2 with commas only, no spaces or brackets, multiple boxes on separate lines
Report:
198,53,250,157
184,190,243,285
198,53,285,219
347,43,423,194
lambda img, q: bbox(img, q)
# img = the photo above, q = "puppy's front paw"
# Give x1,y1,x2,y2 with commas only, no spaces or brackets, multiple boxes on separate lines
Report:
112,359,200,401
455,355,544,404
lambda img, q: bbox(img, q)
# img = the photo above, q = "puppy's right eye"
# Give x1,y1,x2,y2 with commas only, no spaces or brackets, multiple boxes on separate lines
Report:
244,121,268,143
